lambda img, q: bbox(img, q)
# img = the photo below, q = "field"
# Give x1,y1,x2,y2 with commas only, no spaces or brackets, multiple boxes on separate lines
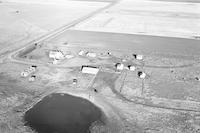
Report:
0,0,107,55
1,0,200,132
46,30,200,56
72,0,200,39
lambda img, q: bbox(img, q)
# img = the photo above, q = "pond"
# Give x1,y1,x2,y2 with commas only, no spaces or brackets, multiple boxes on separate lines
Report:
24,93,103,133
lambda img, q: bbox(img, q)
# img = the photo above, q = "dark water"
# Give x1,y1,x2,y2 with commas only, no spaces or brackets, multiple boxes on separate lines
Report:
24,93,103,133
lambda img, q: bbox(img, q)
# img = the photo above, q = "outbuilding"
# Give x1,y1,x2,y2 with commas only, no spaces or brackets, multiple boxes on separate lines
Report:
115,63,124,70
29,75,36,82
127,65,136,71
21,65,37,77
133,54,143,60
86,52,97,58
81,66,99,75
78,50,85,56
65,54,74,59
21,71,29,77
138,71,146,79
30,65,37,71
72,79,78,84
52,59,59,64
49,50,65,60
107,51,112,56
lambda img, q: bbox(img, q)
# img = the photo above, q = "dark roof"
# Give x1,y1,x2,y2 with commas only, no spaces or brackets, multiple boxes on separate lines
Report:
81,65,98,70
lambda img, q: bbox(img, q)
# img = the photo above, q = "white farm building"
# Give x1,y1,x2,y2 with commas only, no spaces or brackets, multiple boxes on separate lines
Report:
81,66,99,75
133,54,143,60
21,65,37,77
49,50,65,60
86,52,97,58
115,63,124,70
127,65,136,71
138,71,146,79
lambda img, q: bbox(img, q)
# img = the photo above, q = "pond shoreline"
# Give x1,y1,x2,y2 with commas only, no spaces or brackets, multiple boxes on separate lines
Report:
24,92,105,133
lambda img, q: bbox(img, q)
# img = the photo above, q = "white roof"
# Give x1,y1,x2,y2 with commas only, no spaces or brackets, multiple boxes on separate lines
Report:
49,50,64,59
138,72,146,79
128,65,136,71
21,71,29,77
116,63,124,70
81,66,99,75
52,59,59,64
78,50,85,56
86,52,97,57
136,55,143,60
29,76,36,82
65,54,74,59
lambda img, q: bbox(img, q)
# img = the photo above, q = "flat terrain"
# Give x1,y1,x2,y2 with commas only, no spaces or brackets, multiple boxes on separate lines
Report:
0,0,200,133
6,28,199,132
150,0,200,3
0,0,107,55
48,30,200,56
72,0,200,39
